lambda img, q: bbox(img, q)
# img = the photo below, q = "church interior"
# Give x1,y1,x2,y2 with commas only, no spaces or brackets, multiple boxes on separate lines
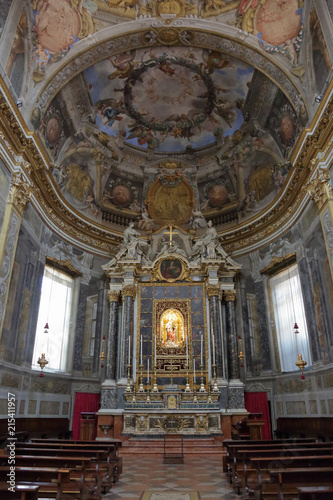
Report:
0,0,333,498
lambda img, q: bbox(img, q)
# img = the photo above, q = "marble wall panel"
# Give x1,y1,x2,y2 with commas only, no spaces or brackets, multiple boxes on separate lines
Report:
28,400,37,414
40,401,60,415
286,401,306,415
0,399,8,414
320,400,327,414
62,402,69,415
309,400,318,414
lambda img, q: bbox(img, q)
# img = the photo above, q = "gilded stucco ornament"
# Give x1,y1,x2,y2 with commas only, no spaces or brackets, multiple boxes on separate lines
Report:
223,289,236,302
122,284,137,299
8,173,32,216
306,168,333,211
206,284,220,298
108,290,121,302
139,0,198,23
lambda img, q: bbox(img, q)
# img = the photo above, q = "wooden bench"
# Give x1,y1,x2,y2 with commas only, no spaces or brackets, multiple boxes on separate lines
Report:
18,441,122,480
224,441,320,482
235,446,333,494
251,456,333,499
25,441,122,472
0,482,39,500
270,468,333,500
223,438,317,473
297,485,333,499
0,466,78,500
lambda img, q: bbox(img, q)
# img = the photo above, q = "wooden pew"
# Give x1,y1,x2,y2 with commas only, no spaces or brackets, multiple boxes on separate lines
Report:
0,466,75,500
14,447,116,490
0,483,39,500
235,446,333,494
17,441,122,481
250,456,333,499
270,468,333,500
223,438,317,473
297,485,333,499
224,440,321,481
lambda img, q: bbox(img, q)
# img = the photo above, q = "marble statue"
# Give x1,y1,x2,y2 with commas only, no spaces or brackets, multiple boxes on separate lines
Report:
190,220,224,261
189,209,208,229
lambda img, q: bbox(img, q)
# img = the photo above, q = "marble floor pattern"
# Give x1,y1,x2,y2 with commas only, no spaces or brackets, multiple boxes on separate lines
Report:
104,456,239,499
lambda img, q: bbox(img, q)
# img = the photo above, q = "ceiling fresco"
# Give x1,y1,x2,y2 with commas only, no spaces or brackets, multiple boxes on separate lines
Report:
6,0,328,254
84,47,253,153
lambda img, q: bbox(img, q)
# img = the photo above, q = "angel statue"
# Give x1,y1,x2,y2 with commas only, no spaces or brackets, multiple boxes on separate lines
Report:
190,220,224,261
122,222,152,261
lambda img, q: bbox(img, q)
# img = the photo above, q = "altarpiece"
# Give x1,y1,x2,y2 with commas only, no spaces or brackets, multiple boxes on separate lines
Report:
97,222,247,436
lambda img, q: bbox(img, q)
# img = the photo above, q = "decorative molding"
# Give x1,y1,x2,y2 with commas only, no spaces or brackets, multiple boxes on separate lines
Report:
307,168,333,211
122,285,137,299
223,289,236,302
206,284,220,298
260,253,296,277
8,172,32,216
108,290,121,303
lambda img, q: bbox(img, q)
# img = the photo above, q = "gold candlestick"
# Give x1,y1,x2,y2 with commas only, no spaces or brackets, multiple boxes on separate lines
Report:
212,364,219,392
152,368,158,392
185,364,191,392
138,364,145,392
199,364,206,392
125,364,132,392
146,386,151,402
131,387,136,403
193,377,197,403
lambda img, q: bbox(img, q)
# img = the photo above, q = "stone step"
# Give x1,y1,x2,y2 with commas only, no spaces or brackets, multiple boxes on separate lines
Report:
120,437,224,456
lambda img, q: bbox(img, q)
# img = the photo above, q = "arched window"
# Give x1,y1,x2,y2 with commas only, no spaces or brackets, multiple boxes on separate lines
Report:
32,265,74,373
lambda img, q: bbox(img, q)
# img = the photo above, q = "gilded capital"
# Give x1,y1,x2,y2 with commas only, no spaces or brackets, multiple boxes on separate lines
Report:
8,172,32,216
108,290,121,302
307,168,333,211
206,284,220,298
223,289,237,302
122,284,136,299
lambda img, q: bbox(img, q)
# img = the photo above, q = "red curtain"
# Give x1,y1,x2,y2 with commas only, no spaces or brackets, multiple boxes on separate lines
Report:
244,392,272,440
72,392,100,440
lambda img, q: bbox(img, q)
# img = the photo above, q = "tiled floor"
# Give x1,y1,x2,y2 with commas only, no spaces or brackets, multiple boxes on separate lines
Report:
104,456,239,499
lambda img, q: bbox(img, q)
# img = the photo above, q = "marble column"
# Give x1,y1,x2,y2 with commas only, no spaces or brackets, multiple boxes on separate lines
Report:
224,289,245,411
117,284,136,409
0,172,31,338
73,282,90,372
106,290,120,380
224,290,239,381
92,285,107,373
207,285,223,379
240,281,253,374
100,289,120,410
307,168,333,283
254,279,271,371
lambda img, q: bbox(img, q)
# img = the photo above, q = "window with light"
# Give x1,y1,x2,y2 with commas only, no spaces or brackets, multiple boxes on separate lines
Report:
270,263,312,373
32,265,74,372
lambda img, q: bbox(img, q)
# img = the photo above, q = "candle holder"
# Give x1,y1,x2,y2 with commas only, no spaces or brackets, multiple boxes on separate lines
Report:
146,386,151,403
131,387,136,403
125,364,132,393
138,364,145,392
199,364,206,392
184,364,191,392
207,385,212,404
212,364,219,392
193,380,198,403
152,368,159,392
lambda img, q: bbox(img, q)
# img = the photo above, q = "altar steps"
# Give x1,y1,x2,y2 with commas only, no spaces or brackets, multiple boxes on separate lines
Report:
120,437,224,456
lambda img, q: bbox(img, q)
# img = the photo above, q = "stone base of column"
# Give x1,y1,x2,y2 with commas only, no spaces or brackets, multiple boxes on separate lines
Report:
215,379,228,409
100,380,117,409
227,381,246,411
116,378,128,409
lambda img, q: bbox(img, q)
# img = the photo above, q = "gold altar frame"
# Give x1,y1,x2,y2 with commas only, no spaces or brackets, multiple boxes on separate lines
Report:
136,282,208,387
152,257,190,283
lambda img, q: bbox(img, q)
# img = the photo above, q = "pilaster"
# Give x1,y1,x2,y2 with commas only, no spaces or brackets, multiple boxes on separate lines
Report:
0,172,31,337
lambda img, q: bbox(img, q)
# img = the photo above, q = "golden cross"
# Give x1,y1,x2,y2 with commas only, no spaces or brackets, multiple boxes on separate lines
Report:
164,225,176,246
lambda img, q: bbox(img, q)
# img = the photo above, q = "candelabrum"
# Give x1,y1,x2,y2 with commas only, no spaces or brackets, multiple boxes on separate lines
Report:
152,368,159,392
125,364,132,392
131,387,136,403
185,364,191,392
146,385,151,403
212,364,219,392
138,364,145,392
207,386,212,404
199,364,206,392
